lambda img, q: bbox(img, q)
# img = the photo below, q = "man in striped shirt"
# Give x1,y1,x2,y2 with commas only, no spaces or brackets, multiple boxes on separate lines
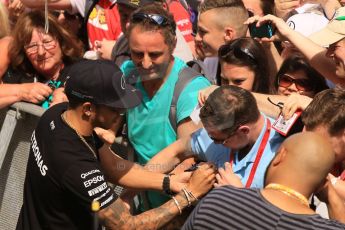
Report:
182,132,345,229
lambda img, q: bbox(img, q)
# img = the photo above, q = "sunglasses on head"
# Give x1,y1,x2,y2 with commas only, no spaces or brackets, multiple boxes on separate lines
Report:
278,74,313,91
131,12,169,26
131,12,175,35
218,43,256,64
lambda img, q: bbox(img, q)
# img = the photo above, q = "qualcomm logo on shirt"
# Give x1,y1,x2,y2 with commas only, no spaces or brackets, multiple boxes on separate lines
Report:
31,131,48,176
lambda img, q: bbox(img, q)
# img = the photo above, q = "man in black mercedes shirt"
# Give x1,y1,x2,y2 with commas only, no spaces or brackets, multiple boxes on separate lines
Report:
16,59,216,230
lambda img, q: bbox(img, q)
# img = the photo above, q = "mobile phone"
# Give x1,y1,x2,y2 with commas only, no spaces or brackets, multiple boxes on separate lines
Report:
249,22,273,38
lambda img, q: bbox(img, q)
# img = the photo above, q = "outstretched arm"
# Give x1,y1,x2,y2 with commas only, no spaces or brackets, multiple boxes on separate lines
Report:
21,0,73,11
246,14,345,86
145,136,196,174
98,163,216,229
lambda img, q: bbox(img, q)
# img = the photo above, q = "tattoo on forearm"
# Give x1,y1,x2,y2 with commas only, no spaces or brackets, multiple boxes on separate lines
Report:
99,194,188,230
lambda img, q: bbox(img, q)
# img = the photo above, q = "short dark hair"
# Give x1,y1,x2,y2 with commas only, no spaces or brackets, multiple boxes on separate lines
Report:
200,85,260,134
275,54,328,95
218,37,273,94
302,87,345,135
128,3,176,52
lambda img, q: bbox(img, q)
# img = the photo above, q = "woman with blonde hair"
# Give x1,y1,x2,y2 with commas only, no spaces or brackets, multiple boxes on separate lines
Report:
0,1,10,38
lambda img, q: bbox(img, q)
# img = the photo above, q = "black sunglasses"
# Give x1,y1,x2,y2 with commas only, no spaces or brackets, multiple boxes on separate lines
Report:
209,125,240,144
218,43,256,64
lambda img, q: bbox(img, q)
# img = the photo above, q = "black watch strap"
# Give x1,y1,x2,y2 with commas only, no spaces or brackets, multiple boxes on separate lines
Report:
163,174,174,196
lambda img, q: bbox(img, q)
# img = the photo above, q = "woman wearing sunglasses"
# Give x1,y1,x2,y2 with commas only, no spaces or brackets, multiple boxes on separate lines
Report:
0,10,83,109
276,54,329,98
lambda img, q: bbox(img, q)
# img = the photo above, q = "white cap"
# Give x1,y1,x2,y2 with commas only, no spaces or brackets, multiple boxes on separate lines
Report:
286,12,329,37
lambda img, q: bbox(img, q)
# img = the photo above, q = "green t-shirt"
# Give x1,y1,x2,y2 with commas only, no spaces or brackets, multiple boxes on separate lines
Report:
121,57,210,208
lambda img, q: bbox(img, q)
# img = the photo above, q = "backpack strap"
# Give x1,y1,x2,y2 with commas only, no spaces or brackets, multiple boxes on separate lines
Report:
169,66,202,132
186,59,215,84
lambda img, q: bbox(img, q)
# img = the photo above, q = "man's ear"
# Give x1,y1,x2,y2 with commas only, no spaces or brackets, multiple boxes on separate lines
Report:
82,102,93,117
224,26,236,43
238,125,250,135
271,146,287,167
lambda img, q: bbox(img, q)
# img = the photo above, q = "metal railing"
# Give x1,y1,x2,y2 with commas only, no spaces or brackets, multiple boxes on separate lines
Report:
0,102,45,230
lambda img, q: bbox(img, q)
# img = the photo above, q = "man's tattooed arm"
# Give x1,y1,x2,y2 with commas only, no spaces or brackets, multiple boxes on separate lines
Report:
98,192,189,230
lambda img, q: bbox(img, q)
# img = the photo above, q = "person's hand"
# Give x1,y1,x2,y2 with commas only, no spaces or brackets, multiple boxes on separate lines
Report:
186,162,216,198
315,174,335,203
274,0,301,18
20,82,53,104
94,127,116,145
8,0,25,20
198,85,218,106
49,87,68,107
282,93,312,119
244,14,294,42
170,171,192,193
214,162,243,188
95,39,116,60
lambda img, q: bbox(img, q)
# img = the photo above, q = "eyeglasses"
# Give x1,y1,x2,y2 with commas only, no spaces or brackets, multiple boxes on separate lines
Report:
24,39,57,54
209,126,239,145
218,43,256,64
131,13,176,35
278,74,313,91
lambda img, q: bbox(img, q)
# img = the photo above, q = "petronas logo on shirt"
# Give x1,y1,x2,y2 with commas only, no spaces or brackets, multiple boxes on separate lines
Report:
130,0,140,6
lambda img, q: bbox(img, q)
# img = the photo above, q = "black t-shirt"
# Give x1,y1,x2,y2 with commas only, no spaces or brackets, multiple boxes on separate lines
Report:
16,103,117,230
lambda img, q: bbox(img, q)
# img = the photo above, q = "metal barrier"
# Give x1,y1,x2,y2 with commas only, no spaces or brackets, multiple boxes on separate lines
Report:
0,102,45,230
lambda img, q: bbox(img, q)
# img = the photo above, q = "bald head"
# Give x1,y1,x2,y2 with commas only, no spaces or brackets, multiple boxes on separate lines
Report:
266,132,334,191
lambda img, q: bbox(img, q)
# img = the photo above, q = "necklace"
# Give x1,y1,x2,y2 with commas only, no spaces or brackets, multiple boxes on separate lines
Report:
61,112,97,159
266,183,309,207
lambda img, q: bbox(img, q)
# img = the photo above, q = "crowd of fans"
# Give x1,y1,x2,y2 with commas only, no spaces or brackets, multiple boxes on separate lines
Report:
1,0,345,229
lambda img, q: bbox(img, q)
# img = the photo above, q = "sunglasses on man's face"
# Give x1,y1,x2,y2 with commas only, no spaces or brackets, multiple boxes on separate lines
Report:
278,74,313,91
218,43,256,64
209,126,240,145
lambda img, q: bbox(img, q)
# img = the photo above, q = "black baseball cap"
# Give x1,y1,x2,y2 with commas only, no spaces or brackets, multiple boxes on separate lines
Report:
117,0,159,8
64,59,142,109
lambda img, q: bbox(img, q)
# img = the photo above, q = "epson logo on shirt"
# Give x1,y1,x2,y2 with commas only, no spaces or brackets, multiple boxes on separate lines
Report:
83,175,104,188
